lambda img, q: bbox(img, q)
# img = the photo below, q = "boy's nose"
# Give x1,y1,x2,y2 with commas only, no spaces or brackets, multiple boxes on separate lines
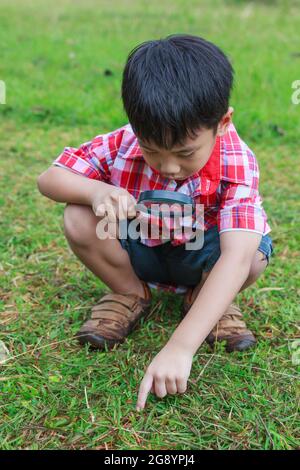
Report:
160,162,181,177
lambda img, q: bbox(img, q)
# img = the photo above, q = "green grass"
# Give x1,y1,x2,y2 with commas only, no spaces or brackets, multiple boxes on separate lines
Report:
0,0,299,450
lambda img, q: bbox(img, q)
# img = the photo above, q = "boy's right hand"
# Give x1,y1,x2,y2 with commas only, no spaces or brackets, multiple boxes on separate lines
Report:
92,186,137,221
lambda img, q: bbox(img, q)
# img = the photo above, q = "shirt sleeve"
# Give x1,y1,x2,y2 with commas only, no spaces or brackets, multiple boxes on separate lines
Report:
217,150,268,235
52,134,111,182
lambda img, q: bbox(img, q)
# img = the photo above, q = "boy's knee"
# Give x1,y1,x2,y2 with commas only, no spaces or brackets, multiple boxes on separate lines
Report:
247,250,268,284
63,204,96,247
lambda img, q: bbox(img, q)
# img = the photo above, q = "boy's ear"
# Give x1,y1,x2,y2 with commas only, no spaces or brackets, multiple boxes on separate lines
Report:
216,106,234,136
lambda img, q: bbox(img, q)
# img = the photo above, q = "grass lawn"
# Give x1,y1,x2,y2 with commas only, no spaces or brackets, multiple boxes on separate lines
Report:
0,0,299,450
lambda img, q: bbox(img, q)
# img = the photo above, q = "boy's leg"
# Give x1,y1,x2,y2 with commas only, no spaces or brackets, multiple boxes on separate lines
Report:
63,203,152,349
63,203,147,299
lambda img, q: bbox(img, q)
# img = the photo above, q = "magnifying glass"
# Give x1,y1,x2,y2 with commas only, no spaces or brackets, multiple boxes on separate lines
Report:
136,190,194,218
118,190,196,241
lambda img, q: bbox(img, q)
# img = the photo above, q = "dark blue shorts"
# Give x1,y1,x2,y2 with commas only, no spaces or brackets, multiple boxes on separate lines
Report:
119,223,273,288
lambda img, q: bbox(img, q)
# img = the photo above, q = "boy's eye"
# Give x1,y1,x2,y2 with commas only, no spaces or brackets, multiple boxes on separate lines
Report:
180,152,195,158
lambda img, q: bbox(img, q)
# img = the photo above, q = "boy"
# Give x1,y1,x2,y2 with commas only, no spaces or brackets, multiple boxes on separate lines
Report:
37,34,273,410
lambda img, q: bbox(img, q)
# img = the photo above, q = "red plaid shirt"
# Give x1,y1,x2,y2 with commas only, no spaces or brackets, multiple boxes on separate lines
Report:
53,122,270,294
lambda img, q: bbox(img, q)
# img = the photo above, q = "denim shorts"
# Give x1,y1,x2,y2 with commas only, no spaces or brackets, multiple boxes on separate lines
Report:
119,223,273,288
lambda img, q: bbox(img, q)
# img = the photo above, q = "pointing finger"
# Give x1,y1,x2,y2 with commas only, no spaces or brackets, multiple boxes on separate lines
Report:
136,373,153,411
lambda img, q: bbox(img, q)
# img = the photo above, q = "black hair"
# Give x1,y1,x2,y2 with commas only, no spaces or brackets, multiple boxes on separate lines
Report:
121,34,234,149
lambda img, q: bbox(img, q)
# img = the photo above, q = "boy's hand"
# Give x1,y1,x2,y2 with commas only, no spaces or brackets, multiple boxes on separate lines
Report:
136,342,193,411
92,186,137,220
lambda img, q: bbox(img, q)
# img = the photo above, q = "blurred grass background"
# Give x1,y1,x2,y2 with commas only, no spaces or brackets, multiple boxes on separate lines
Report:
0,0,299,450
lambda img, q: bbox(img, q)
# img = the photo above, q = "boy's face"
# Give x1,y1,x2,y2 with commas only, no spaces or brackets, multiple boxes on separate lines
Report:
138,107,233,180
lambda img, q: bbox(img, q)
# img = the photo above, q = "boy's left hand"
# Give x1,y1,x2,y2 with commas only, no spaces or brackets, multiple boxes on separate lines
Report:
136,342,193,410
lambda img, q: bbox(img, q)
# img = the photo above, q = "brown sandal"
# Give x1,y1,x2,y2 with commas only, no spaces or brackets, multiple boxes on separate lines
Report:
76,281,152,350
182,289,256,352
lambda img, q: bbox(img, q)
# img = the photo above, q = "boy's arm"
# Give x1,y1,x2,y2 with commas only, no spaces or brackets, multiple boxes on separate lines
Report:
169,145,268,353
37,166,113,205
37,130,117,205
136,230,262,410
168,230,262,355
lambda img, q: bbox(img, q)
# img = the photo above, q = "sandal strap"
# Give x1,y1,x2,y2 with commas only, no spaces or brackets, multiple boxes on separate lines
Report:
91,294,141,314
